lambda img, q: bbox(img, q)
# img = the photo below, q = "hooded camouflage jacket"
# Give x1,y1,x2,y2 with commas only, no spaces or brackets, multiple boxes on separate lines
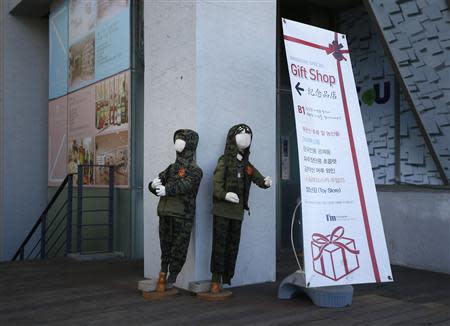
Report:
148,129,203,220
212,124,268,220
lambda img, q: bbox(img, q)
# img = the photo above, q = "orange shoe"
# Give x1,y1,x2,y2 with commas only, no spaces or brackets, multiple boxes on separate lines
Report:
156,272,166,293
210,281,221,294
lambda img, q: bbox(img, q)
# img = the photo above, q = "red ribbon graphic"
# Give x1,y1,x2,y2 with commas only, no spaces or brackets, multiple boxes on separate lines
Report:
325,40,347,61
312,226,360,260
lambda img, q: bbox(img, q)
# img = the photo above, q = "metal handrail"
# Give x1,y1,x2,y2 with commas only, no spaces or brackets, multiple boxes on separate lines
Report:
76,164,114,254
12,164,116,261
11,174,72,261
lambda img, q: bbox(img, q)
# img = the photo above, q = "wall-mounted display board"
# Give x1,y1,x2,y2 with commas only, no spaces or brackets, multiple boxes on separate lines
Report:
49,0,131,187
48,96,68,186
93,70,130,186
49,0,69,99
68,0,130,92
62,70,130,187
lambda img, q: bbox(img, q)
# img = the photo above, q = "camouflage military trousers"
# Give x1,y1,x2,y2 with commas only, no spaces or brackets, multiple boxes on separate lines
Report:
159,215,193,283
210,215,243,285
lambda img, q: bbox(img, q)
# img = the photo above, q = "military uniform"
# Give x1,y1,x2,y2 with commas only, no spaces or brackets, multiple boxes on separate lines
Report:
149,129,203,284
210,124,268,285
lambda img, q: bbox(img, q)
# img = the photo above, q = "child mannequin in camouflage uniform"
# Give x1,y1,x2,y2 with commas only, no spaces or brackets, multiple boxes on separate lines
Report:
209,124,272,293
148,129,203,292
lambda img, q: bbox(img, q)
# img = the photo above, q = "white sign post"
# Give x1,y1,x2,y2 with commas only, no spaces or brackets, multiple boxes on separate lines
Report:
282,19,393,288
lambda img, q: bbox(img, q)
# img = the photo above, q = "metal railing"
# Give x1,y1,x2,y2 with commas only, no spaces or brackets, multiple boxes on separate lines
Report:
76,164,115,254
11,165,115,261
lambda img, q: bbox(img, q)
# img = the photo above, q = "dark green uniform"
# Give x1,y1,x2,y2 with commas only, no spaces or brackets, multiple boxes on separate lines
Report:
210,124,268,284
149,129,202,284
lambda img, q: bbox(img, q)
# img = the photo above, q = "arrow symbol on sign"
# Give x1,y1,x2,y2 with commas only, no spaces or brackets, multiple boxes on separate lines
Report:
295,82,304,96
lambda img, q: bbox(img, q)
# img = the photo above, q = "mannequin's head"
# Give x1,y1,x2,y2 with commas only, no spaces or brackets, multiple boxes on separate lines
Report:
223,123,253,165
174,139,186,153
234,124,252,151
173,129,199,162
236,133,251,151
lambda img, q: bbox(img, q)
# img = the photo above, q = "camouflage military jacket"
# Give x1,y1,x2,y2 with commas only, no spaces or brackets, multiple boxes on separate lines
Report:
149,129,203,220
212,124,268,220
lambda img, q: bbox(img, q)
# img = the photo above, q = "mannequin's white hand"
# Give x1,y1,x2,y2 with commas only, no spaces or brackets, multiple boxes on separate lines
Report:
225,192,239,203
152,177,162,189
156,185,166,196
264,176,272,188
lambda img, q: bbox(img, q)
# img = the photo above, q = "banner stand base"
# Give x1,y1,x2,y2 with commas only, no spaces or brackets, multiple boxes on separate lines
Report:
278,270,353,308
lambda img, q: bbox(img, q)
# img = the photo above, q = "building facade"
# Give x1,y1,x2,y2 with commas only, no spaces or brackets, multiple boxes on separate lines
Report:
0,0,449,287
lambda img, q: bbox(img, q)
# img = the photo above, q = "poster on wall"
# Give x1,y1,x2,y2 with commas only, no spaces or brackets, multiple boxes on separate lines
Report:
48,97,68,186
282,19,392,287
49,0,69,99
67,70,131,187
95,130,129,186
94,70,130,187
68,84,97,185
68,0,130,92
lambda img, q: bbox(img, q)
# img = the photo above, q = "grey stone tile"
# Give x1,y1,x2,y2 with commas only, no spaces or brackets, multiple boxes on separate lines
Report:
423,52,445,69
428,39,444,54
399,1,420,16
423,4,443,21
402,20,425,35
384,30,397,43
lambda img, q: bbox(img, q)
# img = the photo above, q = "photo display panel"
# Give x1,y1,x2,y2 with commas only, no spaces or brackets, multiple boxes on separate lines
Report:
67,70,131,187
68,0,130,92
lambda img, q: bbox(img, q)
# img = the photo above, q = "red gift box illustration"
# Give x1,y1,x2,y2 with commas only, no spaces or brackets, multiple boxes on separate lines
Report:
311,226,360,281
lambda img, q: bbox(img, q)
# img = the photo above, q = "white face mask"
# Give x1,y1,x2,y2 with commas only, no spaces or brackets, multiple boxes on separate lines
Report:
174,139,186,153
235,133,251,151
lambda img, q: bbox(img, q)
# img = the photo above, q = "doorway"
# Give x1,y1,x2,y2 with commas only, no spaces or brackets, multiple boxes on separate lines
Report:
276,0,361,252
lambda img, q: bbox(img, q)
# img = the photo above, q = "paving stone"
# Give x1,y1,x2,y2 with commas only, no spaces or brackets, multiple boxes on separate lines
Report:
427,39,444,54
422,66,440,82
396,35,412,49
384,1,401,14
416,0,428,9
391,12,405,25
434,0,449,11
423,4,443,20
384,30,397,43
406,48,418,61
412,39,428,52
400,1,420,16
440,39,450,49
378,11,394,29
402,20,425,35
421,98,435,110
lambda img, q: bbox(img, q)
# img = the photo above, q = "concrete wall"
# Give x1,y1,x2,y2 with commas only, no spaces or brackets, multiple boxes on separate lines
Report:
144,0,276,289
0,1,4,259
194,0,276,285
378,189,450,274
0,6,48,260
366,0,450,180
144,0,198,288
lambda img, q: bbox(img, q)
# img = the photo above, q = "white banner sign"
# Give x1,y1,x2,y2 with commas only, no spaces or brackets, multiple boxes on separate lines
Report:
282,19,392,287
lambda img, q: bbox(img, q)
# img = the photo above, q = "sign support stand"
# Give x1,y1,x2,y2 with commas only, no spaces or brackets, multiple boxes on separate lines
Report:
278,202,354,307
